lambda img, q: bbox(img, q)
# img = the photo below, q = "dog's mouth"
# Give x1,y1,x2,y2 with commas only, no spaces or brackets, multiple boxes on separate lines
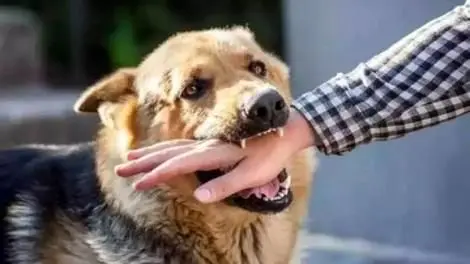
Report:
196,127,293,214
238,127,284,149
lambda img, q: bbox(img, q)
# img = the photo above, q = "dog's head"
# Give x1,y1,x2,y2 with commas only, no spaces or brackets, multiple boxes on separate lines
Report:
74,26,296,215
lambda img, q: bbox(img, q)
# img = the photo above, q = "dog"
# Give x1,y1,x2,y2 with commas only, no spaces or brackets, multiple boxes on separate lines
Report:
0,26,316,264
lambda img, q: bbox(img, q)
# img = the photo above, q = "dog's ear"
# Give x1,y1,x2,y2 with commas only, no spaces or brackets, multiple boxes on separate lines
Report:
74,68,137,128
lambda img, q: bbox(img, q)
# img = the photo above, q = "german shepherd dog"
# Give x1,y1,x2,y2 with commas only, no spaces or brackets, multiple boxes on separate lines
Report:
0,26,316,264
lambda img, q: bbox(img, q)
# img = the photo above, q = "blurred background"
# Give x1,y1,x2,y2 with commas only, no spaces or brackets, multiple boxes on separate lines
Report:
0,0,469,263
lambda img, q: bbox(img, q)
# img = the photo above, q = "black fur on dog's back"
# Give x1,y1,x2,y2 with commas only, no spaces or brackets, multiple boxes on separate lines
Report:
0,143,197,264
0,143,99,262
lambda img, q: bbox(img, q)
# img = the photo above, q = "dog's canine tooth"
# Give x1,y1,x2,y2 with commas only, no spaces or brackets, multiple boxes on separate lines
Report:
241,139,247,149
281,188,288,196
280,175,291,189
277,127,284,137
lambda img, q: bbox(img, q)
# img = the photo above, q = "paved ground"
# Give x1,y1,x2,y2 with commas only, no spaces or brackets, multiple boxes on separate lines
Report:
0,88,98,148
0,87,79,120
294,230,470,264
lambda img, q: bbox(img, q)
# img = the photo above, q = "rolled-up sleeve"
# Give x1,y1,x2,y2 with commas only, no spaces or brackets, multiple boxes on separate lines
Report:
292,2,470,155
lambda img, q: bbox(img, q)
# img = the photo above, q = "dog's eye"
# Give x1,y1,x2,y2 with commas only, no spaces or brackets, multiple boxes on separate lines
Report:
181,78,211,100
248,60,267,77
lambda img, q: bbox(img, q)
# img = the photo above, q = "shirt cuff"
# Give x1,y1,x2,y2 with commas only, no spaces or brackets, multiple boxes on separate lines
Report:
291,72,372,155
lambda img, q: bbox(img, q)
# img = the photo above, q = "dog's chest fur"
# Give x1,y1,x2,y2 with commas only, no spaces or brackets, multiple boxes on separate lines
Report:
36,211,295,264
41,213,102,264
0,143,303,264
43,201,295,264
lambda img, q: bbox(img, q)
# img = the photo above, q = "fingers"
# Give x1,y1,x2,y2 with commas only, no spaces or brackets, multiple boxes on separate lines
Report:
133,143,244,190
115,144,195,177
194,158,280,203
193,165,251,203
127,139,195,160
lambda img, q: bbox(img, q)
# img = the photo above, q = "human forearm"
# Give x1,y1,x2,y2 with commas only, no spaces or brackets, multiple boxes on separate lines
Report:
292,3,470,155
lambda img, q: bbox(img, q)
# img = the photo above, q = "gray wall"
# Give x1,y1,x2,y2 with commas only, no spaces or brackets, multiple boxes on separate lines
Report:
284,0,470,259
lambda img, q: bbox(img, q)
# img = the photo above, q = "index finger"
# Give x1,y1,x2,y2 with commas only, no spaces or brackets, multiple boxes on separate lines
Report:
133,143,244,190
127,139,195,160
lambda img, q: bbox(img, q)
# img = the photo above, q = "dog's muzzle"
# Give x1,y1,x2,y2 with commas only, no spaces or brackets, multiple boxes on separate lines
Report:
196,88,293,214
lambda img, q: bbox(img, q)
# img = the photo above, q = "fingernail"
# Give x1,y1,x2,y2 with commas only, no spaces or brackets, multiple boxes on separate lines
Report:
127,151,138,160
132,180,145,191
115,165,124,175
194,188,212,203
115,164,132,176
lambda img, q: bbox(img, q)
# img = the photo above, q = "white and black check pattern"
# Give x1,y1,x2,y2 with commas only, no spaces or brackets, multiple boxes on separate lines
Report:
292,1,470,155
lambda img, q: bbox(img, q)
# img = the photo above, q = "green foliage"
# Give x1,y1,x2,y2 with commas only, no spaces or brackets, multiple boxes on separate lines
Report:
108,9,140,67
103,0,284,70
0,0,283,84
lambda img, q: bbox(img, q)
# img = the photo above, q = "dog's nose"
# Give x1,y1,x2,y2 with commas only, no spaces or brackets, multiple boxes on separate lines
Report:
243,88,288,127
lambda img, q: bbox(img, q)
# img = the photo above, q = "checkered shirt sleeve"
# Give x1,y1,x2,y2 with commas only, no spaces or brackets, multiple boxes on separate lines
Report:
292,2,470,155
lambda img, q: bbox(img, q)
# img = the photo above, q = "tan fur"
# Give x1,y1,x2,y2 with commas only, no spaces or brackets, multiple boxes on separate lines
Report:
41,214,102,264
68,26,316,263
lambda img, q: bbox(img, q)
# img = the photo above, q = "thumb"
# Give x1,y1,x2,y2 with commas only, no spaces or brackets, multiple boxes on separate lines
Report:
193,158,281,203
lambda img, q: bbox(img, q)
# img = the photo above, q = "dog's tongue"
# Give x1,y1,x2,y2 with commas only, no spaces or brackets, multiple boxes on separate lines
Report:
238,178,280,199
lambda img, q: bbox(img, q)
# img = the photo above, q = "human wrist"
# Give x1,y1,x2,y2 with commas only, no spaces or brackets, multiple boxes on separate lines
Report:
283,108,317,151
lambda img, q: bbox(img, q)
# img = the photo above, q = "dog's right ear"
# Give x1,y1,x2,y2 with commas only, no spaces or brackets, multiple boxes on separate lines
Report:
74,68,137,128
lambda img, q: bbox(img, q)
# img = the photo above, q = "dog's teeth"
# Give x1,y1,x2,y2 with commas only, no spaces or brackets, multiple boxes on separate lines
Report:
277,127,284,137
281,188,288,196
280,175,291,189
241,139,246,149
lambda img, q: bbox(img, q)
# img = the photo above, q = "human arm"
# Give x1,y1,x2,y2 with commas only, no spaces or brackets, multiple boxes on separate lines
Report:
293,2,470,155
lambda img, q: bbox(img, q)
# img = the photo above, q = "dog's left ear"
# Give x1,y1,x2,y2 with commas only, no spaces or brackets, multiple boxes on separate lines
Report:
74,68,137,128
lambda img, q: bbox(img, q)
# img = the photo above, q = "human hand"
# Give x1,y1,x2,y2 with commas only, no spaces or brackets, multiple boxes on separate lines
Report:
115,110,315,203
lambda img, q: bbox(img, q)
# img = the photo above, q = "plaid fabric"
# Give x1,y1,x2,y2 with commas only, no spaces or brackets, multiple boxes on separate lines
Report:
292,1,470,155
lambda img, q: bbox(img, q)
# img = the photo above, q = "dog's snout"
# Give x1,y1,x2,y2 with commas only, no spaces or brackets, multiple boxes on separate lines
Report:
243,88,288,127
